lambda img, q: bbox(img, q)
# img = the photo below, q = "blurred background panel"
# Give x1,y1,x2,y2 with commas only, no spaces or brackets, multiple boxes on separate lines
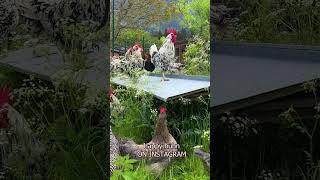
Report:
0,0,109,179
211,0,320,179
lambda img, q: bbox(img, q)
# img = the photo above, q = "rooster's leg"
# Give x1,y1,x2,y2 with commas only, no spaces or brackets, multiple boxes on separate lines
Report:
162,72,169,81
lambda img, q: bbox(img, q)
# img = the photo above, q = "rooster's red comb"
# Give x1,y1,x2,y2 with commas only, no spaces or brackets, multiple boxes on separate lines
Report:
160,107,167,113
109,88,113,97
134,42,143,48
0,87,10,107
134,42,140,46
167,28,177,36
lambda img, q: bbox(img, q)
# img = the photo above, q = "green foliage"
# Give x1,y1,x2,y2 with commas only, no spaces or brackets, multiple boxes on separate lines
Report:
278,80,320,179
175,0,210,38
299,160,320,180
111,156,153,180
116,29,160,50
160,155,210,180
200,130,210,152
0,66,24,88
168,95,210,152
111,154,210,180
113,0,169,39
0,35,30,57
235,0,320,45
95,25,110,43
8,76,107,179
60,23,96,51
67,51,91,71
59,23,104,71
178,6,211,76
45,118,106,180
111,86,156,143
159,36,166,46
183,36,210,76
114,156,139,171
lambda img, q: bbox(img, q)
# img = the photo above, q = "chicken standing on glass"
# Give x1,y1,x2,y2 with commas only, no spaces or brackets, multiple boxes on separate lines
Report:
147,28,178,81
111,42,145,72
124,46,133,61
131,42,144,69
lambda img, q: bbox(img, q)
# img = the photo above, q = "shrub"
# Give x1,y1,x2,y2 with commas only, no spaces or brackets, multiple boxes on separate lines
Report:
116,29,160,51
175,0,210,38
234,0,320,45
7,76,107,179
183,36,210,76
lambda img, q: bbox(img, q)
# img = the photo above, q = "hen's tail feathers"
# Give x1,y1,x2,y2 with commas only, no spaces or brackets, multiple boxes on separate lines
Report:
144,59,155,72
149,44,158,57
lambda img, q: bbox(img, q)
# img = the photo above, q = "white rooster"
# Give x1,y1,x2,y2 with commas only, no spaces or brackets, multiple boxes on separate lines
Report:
147,28,178,81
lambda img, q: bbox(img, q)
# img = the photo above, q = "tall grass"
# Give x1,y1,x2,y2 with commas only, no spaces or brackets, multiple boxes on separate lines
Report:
160,155,210,180
111,154,209,180
280,80,320,179
221,0,320,45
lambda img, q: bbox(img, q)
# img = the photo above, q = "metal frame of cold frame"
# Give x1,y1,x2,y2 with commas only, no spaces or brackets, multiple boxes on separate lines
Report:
111,73,210,102
211,41,320,112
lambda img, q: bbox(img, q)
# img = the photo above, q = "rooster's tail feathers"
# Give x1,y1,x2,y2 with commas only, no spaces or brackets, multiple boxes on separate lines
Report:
149,44,158,57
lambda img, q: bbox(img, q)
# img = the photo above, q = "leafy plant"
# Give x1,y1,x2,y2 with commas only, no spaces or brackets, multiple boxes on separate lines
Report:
279,80,320,179
111,85,156,143
111,156,154,180
113,0,170,40
174,0,210,38
160,155,210,180
183,36,210,76
116,29,160,50
232,0,320,45
6,76,107,179
159,36,166,46
0,35,31,57
299,160,320,180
